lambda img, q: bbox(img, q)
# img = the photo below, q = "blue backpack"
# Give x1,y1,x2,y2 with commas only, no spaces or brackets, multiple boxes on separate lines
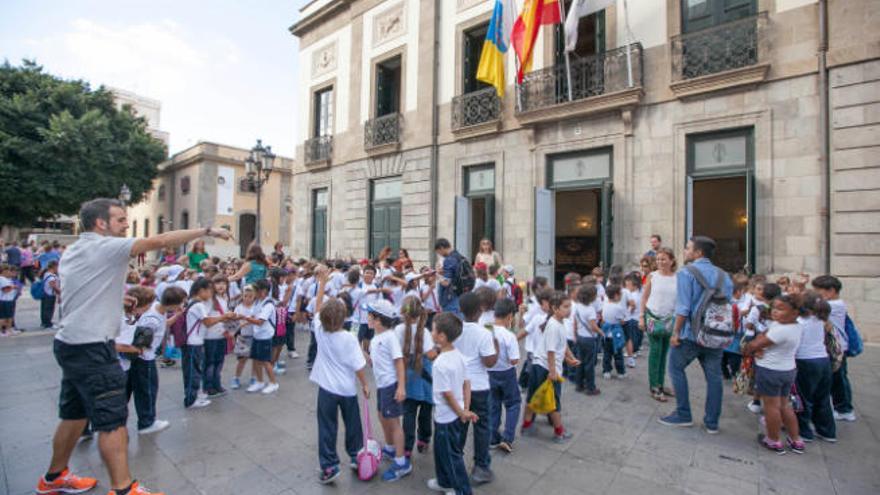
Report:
843,315,863,357
30,280,45,300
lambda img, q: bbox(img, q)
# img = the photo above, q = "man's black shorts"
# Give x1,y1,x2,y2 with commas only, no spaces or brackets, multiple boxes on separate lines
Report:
53,339,128,432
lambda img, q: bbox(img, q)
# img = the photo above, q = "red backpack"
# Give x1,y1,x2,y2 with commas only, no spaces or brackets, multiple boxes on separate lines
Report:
505,280,523,307
169,301,200,348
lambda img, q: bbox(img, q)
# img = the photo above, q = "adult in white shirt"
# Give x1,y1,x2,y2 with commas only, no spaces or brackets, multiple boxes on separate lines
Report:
638,247,678,400
40,198,230,495
454,292,497,484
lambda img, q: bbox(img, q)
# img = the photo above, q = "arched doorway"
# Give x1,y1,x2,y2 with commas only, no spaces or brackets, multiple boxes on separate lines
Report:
239,213,256,257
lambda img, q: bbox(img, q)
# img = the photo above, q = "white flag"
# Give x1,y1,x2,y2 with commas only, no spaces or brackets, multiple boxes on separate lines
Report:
564,0,615,52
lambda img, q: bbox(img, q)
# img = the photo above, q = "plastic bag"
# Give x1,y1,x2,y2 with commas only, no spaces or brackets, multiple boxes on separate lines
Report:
527,379,558,414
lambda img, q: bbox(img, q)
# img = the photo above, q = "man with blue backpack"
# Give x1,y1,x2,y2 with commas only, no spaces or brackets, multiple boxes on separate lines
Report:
811,275,862,422
434,238,476,318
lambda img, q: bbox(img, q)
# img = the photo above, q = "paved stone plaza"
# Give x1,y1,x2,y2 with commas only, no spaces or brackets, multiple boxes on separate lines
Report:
1,299,878,495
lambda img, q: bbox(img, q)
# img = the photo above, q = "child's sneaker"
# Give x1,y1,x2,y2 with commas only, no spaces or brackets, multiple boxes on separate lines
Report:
261,382,279,395
416,440,429,453
787,437,806,454
288,350,299,359
603,372,611,379
747,400,763,414
382,459,412,482
381,445,396,461
553,431,573,444
833,410,856,422
230,376,241,390
758,434,786,455
190,397,211,409
427,478,455,494
498,441,514,453
318,465,340,484
36,468,98,494
626,357,636,368
246,381,265,393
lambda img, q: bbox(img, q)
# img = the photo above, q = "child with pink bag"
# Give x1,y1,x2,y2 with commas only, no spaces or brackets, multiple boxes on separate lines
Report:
310,268,370,484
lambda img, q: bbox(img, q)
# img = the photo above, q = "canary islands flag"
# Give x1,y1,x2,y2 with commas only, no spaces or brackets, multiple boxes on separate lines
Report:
476,0,515,97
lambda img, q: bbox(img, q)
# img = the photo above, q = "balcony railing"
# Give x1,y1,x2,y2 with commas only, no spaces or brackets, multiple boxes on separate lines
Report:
364,113,401,150
671,13,768,81
516,43,643,115
304,135,333,164
452,87,501,131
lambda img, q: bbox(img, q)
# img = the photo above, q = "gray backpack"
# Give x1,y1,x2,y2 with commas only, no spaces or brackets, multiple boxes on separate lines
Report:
685,265,734,349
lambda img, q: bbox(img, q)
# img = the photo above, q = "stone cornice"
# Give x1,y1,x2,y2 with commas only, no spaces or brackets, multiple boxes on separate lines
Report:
670,63,770,99
289,0,351,38
515,87,644,126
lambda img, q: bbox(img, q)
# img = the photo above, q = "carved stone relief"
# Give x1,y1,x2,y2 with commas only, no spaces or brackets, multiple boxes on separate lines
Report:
311,42,337,78
372,2,406,47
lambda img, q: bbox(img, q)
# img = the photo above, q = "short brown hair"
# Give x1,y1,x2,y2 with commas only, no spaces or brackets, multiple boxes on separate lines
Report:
433,312,462,342
319,299,347,332
127,286,155,308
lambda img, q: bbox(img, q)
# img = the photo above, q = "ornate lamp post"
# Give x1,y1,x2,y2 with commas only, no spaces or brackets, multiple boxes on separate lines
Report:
245,139,276,245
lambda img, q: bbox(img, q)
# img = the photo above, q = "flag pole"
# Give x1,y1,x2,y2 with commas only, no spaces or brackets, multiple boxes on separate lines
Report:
559,0,573,101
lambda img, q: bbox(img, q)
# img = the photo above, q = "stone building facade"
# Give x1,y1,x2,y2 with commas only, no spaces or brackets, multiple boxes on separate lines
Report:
127,142,295,259
289,0,879,339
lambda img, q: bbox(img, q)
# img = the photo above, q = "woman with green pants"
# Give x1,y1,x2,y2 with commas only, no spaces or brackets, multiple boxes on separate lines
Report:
639,247,678,402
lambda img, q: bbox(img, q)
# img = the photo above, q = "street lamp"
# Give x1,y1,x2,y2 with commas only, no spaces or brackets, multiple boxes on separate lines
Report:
119,184,131,205
246,139,276,245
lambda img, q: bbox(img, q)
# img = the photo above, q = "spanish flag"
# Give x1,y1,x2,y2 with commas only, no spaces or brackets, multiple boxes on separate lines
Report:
512,0,561,83
476,0,516,97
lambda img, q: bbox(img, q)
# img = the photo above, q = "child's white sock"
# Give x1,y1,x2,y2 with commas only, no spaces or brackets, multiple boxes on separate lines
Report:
394,456,406,465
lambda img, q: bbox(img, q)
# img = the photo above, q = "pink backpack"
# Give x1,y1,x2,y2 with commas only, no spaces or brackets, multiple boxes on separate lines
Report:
275,306,288,338
356,397,380,481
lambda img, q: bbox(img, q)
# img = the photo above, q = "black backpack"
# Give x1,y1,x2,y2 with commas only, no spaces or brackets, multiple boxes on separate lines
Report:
452,252,476,295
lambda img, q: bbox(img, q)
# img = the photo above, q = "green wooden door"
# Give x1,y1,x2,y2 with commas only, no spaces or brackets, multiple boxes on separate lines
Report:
370,201,401,258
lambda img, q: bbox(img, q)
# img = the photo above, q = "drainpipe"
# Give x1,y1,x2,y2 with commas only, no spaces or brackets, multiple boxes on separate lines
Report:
429,0,441,267
818,0,831,273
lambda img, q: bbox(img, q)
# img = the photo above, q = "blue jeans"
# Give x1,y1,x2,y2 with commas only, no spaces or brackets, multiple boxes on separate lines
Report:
182,345,205,407
203,339,227,393
458,389,490,469
440,287,462,318
489,368,522,444
602,337,625,375
668,339,723,428
795,357,836,439
575,336,599,391
316,387,362,470
126,359,158,429
434,419,472,495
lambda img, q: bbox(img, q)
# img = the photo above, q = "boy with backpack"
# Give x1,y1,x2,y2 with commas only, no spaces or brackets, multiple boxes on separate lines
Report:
501,265,523,308
39,260,60,329
0,264,20,335
811,275,860,422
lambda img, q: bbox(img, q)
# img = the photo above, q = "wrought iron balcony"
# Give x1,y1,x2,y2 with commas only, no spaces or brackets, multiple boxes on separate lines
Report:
304,135,332,165
515,43,643,124
451,87,501,133
671,13,768,82
364,113,401,150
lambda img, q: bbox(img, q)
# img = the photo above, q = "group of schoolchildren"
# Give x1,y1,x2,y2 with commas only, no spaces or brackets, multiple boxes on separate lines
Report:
723,272,860,454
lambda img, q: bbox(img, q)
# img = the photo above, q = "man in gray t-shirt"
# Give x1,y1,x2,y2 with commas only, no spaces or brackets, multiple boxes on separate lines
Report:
38,198,231,495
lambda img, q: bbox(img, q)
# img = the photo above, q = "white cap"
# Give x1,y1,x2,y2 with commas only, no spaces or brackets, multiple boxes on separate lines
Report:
365,299,398,319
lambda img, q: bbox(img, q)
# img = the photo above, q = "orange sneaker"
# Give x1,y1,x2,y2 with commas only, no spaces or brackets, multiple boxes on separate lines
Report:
36,468,98,494
106,481,164,495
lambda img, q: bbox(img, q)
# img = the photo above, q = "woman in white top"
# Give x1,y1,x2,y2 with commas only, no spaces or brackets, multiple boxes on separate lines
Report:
793,292,836,442
473,238,502,271
743,294,806,454
638,247,677,401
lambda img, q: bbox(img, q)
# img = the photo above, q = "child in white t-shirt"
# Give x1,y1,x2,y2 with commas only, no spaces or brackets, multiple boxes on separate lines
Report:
521,291,580,443
231,286,257,389
487,298,522,453
395,296,438,457
601,285,627,379
366,298,411,481
517,289,552,391
573,284,604,395
426,312,476,495
310,272,369,484
622,273,643,368
203,276,232,397
183,278,232,409
239,279,279,395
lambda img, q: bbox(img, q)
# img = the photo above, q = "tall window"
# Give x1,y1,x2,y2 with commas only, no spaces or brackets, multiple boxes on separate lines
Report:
465,165,495,258
375,56,402,117
682,0,756,33
369,177,402,258
555,0,605,63
158,215,165,234
462,23,490,94
132,220,137,238
180,176,191,195
313,86,333,137
157,185,166,201
311,189,328,260
180,211,189,230
144,218,150,238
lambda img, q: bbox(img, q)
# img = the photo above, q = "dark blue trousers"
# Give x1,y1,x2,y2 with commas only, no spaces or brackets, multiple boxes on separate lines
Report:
458,389,490,469
575,336,599,391
434,419,472,495
203,339,227,393
317,387,362,470
126,358,159,429
182,345,205,407
796,357,836,439
831,355,854,414
489,367,522,444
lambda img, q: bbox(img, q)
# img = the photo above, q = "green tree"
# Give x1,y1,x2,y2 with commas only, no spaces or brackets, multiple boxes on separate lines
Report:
0,60,166,227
